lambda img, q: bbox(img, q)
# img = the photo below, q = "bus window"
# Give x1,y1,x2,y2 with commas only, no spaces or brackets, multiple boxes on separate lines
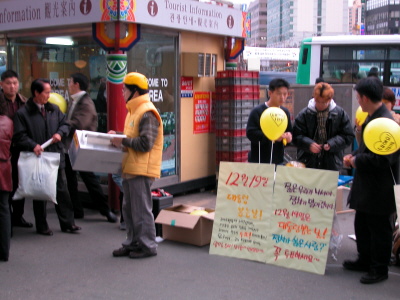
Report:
390,62,400,84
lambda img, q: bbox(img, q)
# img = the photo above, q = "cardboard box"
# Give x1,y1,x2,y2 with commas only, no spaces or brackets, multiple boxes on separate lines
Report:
155,204,215,246
336,186,351,212
68,130,126,174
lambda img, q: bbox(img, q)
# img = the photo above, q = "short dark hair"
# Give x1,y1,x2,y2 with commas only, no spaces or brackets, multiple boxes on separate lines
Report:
70,73,89,91
124,83,148,96
1,69,19,82
268,78,290,91
31,78,50,97
382,87,395,106
354,77,383,103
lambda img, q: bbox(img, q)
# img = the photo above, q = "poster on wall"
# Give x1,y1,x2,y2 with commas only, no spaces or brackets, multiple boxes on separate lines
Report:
193,91,211,134
209,162,274,263
181,77,193,98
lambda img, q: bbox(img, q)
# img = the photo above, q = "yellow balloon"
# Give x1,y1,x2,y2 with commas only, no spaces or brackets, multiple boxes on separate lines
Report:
363,118,400,155
190,210,209,216
48,93,67,113
355,106,368,126
260,107,288,141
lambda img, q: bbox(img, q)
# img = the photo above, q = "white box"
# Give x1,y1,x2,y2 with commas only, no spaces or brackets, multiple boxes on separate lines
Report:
68,130,126,174
336,186,351,212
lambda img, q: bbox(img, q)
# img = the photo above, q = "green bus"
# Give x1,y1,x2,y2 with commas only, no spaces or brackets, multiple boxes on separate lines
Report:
296,35,400,109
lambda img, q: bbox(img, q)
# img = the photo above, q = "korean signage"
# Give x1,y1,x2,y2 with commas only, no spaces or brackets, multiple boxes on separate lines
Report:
210,163,338,275
134,0,245,38
243,47,300,61
180,76,193,98
193,91,211,134
0,0,103,31
0,0,245,38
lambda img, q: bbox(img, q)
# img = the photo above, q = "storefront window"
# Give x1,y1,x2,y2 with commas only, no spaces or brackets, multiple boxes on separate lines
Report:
127,32,178,177
0,47,6,76
9,31,178,179
9,36,108,131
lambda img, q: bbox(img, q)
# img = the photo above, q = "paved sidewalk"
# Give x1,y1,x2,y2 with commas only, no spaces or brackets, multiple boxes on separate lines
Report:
1,190,399,300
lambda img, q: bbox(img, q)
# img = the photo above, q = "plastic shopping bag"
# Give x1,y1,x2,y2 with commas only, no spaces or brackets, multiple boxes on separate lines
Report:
13,151,60,204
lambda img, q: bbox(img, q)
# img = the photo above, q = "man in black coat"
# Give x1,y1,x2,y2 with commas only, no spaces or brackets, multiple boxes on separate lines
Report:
246,78,292,164
13,78,81,236
343,77,399,284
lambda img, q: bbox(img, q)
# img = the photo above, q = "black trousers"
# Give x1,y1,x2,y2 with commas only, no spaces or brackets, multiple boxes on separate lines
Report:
65,154,110,215
33,168,75,231
0,191,11,259
354,210,395,274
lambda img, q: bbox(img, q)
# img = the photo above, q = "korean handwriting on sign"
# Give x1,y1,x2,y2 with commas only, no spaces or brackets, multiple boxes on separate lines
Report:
225,172,269,188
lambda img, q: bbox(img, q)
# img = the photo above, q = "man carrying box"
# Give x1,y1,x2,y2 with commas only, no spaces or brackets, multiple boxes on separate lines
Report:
110,72,163,259
64,73,117,223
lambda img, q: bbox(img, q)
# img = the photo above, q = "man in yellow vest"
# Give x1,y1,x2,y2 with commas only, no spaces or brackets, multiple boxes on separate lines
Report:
110,72,163,259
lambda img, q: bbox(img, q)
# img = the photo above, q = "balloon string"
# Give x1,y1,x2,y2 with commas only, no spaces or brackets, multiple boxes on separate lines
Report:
258,141,261,164
270,141,274,164
390,167,397,185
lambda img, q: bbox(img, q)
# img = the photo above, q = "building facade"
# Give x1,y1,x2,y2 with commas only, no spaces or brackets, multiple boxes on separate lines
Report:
365,0,400,35
349,0,366,35
267,0,349,48
246,0,268,47
0,0,246,203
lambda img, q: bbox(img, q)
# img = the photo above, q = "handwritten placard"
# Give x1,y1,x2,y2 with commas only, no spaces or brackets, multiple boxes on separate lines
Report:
209,162,275,262
265,165,338,275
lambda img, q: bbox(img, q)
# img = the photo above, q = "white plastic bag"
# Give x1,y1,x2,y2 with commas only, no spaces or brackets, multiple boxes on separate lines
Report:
13,151,60,204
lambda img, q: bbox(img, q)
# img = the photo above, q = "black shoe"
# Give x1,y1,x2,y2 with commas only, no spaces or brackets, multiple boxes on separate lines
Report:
0,256,8,262
129,250,157,259
13,217,33,228
360,270,388,284
343,260,369,272
103,211,118,223
36,229,53,236
61,225,82,233
112,247,131,257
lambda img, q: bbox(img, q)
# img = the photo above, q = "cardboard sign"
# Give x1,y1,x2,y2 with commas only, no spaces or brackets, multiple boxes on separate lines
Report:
210,162,338,275
265,166,338,275
209,162,275,263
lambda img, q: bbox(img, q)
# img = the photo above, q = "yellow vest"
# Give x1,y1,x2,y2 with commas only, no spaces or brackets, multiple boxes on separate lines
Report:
122,94,163,178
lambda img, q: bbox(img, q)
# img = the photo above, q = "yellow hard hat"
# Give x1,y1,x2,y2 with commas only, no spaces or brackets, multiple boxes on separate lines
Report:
123,72,148,89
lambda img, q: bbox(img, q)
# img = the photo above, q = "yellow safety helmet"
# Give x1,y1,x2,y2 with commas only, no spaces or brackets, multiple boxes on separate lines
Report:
123,72,148,90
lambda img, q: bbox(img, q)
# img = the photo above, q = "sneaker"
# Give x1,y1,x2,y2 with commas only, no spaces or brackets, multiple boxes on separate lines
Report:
360,270,388,284
343,259,370,272
112,247,131,257
129,250,157,259
119,222,126,231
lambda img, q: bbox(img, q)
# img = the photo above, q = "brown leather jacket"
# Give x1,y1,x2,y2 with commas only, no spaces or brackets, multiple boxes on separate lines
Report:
0,115,13,191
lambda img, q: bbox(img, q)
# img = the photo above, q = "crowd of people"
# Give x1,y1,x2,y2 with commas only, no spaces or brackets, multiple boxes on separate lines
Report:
246,76,399,284
0,70,163,262
0,70,399,284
